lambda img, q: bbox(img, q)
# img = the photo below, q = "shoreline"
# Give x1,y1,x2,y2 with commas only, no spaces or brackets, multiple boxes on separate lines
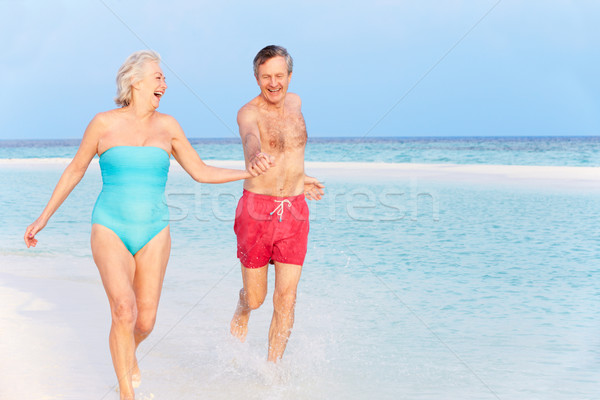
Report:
2,158,598,189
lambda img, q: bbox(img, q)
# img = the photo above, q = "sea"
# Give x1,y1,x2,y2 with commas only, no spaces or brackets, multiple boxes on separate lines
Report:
0,137,599,400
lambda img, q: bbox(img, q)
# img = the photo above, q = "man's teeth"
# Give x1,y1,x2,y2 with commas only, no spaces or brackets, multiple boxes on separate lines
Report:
154,92,162,97
268,88,280,92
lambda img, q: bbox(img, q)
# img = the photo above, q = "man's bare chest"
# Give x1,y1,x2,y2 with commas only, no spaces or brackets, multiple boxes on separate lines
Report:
258,113,307,152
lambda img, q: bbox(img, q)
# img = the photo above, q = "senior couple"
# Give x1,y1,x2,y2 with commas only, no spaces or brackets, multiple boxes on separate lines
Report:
24,45,324,399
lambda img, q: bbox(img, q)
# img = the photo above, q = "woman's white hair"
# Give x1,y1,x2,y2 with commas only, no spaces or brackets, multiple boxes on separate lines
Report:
114,50,161,107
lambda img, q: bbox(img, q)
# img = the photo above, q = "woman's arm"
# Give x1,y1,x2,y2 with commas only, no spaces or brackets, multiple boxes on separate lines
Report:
168,115,269,183
24,114,102,247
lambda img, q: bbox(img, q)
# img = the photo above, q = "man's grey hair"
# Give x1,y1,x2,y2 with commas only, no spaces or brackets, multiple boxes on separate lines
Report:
253,45,293,77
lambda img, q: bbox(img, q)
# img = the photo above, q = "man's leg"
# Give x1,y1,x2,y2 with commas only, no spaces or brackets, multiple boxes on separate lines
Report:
230,263,269,341
268,262,302,362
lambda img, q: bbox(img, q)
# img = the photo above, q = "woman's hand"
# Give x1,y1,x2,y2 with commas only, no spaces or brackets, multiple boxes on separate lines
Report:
304,175,325,200
247,152,275,177
24,216,48,248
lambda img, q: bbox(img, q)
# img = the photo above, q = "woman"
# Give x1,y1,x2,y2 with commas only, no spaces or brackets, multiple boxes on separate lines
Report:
24,50,271,400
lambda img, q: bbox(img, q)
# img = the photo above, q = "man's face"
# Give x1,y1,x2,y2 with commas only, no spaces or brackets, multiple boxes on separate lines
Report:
255,56,292,105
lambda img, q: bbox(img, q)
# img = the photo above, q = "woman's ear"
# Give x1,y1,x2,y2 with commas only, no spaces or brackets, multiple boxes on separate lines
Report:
131,76,140,91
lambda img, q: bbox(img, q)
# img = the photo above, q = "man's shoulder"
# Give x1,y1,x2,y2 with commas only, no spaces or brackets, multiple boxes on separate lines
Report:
286,92,302,109
237,98,261,118
237,99,261,127
286,92,301,101
239,101,259,112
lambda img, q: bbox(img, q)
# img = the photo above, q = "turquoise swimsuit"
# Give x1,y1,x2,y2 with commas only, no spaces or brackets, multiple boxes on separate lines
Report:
91,146,170,255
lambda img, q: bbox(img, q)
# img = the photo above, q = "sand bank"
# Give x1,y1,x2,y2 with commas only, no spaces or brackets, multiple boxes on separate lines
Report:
2,158,597,189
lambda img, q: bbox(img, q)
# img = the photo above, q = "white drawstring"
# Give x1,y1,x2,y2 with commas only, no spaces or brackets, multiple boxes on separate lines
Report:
270,199,292,222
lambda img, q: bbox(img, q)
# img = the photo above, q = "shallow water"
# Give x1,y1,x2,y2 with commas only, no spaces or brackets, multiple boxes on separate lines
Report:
1,160,599,399
1,136,599,166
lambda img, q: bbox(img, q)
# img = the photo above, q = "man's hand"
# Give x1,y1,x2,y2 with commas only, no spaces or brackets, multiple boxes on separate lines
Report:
304,175,325,200
247,152,275,177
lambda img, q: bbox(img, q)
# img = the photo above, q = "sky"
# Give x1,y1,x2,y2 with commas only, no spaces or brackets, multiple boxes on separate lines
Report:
1,0,599,140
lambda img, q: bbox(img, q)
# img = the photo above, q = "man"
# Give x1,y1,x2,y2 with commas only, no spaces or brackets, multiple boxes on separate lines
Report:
230,45,324,362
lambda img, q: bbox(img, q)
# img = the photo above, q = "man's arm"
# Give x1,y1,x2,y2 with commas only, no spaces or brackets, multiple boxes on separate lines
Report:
304,174,325,200
237,106,273,176
289,95,324,200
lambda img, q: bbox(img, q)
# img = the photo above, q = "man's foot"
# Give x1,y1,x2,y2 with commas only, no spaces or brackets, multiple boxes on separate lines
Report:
230,297,250,342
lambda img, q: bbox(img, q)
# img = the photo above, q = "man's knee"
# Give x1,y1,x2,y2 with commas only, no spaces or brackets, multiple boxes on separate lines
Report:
273,290,297,314
245,288,267,310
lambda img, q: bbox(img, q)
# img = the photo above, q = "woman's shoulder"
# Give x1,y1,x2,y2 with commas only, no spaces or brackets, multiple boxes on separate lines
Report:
90,108,122,126
153,111,181,129
154,110,176,120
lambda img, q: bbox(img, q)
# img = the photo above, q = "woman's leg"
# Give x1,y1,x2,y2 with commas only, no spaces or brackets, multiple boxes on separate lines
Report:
91,225,171,398
91,224,137,400
131,226,171,385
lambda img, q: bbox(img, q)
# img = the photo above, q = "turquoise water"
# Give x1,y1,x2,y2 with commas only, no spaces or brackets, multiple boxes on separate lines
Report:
1,139,599,399
1,136,600,166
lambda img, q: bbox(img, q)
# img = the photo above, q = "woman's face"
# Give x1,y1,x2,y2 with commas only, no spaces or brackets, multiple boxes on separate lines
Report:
133,61,167,109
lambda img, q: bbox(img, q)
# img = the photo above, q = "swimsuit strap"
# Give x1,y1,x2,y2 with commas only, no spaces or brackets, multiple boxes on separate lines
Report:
270,199,292,222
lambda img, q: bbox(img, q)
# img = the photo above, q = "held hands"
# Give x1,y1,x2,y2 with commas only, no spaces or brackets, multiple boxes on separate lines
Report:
24,217,47,248
304,175,325,200
247,152,275,177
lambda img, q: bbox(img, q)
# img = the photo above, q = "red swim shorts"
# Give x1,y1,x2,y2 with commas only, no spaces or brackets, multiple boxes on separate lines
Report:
234,189,310,269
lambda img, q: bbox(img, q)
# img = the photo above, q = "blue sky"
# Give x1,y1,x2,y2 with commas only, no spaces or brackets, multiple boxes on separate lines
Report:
1,0,599,139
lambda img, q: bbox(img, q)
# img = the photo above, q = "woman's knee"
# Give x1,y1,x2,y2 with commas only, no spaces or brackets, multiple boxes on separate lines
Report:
135,308,157,335
112,298,137,326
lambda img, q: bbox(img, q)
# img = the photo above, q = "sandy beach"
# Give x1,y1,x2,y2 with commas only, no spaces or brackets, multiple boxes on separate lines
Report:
0,256,112,399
